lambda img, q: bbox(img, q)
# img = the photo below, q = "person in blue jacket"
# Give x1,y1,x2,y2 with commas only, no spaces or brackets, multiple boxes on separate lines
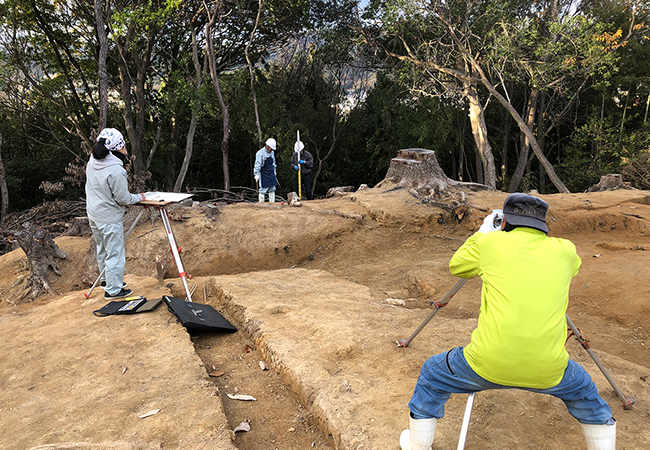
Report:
254,138,278,202
85,128,145,299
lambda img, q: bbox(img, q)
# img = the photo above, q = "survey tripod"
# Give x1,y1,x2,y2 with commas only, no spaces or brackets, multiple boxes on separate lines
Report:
140,198,194,302
85,196,194,302
397,278,635,410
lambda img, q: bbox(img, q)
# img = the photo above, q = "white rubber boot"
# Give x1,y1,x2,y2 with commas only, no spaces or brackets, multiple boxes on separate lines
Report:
399,415,437,450
581,422,616,450
269,191,276,203
258,193,265,203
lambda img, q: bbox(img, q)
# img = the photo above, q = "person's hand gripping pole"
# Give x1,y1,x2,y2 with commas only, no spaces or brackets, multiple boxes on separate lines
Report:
397,209,502,347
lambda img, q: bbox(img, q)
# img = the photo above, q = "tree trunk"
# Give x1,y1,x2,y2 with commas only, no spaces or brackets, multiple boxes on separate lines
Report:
174,25,203,193
464,80,496,189
145,123,162,171
94,0,109,131
111,17,154,177
206,10,231,191
14,225,67,299
0,129,8,222
587,174,632,192
537,92,548,193
473,70,569,192
509,89,538,192
445,25,569,193
474,144,484,184
458,147,466,181
500,109,512,185
311,105,346,195
245,0,264,147
457,115,468,181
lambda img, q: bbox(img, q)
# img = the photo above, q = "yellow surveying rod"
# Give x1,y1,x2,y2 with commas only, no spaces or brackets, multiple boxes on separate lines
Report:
297,130,302,199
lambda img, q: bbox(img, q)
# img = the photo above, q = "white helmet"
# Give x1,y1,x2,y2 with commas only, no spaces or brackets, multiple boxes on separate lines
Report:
265,138,277,150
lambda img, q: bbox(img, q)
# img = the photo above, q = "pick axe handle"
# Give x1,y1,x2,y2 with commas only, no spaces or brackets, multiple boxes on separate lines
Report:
400,278,468,347
566,314,635,409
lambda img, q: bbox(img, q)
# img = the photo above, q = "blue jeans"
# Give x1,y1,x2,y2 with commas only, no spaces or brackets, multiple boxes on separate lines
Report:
409,347,613,425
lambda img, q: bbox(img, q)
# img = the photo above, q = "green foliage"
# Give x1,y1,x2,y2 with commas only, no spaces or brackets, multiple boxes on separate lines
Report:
112,0,182,37
2,0,650,212
556,116,650,192
334,71,462,187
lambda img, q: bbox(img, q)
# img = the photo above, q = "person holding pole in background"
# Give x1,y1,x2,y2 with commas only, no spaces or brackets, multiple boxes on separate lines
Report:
290,139,313,200
400,193,615,450
254,138,278,202
85,128,146,299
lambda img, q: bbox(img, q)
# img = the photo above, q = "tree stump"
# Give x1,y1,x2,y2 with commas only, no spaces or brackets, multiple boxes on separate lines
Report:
287,192,302,206
13,224,67,299
379,148,490,222
586,174,634,192
383,148,450,194
203,204,221,220
63,216,92,236
326,186,355,197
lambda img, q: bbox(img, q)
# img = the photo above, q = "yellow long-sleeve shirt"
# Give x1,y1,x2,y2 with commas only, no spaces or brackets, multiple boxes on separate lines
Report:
449,227,581,388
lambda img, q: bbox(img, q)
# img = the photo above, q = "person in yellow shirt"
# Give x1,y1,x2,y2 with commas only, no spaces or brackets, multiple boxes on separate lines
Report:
400,193,615,450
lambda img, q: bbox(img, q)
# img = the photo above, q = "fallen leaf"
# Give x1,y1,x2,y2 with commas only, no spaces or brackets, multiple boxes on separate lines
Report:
233,420,251,432
244,344,253,353
227,394,257,401
139,409,160,418
208,371,224,377
258,360,268,371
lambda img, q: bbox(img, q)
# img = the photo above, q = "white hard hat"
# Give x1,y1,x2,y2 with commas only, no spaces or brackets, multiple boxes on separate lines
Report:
294,140,304,153
265,138,277,150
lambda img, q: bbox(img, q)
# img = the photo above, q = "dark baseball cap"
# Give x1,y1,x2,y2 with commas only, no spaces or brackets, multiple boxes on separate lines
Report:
502,193,548,233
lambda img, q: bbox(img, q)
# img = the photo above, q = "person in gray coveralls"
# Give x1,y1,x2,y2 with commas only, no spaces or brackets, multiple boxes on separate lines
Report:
85,128,145,299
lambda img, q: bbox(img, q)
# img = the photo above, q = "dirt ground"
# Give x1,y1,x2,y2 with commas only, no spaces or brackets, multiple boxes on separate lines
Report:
0,184,649,449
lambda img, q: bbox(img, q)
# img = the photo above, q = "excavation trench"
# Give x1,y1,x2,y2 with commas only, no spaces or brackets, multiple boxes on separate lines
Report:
168,278,333,450
0,187,647,449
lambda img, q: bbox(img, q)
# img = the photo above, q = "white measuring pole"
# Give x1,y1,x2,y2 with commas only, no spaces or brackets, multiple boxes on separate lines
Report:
457,392,475,450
